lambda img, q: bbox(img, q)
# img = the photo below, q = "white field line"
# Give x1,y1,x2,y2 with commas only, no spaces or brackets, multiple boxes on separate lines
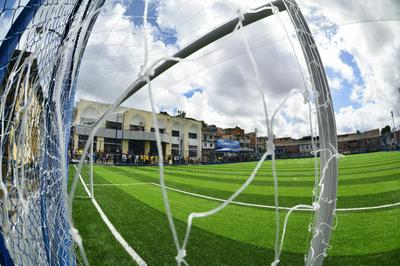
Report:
74,195,91,199
74,165,147,266
81,179,400,212
90,183,152,186
337,202,400,211
149,182,400,212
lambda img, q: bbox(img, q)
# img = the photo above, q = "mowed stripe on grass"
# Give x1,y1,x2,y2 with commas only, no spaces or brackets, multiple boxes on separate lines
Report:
72,152,400,265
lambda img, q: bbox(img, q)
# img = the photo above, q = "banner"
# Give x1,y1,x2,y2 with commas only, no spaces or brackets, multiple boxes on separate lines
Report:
215,139,240,150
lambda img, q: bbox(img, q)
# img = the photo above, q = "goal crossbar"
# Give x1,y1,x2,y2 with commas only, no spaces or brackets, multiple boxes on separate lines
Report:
92,0,287,128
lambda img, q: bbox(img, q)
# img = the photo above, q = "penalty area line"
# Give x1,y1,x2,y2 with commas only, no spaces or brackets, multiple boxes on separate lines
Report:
149,182,310,211
149,182,400,212
89,183,152,186
74,165,147,266
337,201,400,212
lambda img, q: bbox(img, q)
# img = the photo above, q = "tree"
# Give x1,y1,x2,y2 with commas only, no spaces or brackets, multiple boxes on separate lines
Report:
159,111,170,116
176,110,186,118
381,125,391,136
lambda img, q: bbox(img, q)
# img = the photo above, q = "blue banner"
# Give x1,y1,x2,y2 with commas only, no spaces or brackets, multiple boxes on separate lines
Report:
216,139,240,150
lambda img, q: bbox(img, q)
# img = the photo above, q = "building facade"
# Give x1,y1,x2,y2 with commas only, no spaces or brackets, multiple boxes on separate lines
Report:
72,100,393,164
257,136,268,153
201,124,217,161
337,129,380,154
72,99,202,162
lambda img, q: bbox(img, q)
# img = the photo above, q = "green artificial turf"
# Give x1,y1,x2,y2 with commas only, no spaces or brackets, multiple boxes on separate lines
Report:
70,151,400,265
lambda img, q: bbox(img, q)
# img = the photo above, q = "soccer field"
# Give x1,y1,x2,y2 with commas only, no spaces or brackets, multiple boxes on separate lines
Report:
71,152,400,265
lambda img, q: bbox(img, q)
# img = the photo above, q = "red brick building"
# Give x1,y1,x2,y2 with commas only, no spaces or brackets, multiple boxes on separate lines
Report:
338,129,380,154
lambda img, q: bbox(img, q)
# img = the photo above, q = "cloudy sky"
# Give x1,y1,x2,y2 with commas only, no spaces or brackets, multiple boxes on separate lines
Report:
8,0,396,138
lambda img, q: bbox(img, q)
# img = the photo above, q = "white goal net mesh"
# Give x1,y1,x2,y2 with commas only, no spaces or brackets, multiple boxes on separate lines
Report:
1,0,339,265
0,0,105,264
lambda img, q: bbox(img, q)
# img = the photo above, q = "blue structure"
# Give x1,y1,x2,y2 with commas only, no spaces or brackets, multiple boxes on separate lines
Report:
215,139,241,152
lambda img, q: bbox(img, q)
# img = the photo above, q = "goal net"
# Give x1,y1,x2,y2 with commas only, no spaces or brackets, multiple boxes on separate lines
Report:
0,0,106,264
0,0,339,265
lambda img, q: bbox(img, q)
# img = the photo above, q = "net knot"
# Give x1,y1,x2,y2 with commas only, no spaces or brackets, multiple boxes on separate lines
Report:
271,5,279,15
70,227,83,246
236,9,245,22
175,249,186,264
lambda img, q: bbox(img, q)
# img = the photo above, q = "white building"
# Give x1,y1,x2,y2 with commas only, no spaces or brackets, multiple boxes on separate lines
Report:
72,99,202,162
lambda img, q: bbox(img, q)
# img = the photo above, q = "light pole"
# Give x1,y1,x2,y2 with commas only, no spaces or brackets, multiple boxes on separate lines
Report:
180,120,184,164
254,128,258,156
391,110,397,148
121,112,125,155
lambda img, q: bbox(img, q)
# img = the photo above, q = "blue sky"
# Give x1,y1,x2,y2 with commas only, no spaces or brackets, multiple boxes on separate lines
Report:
123,0,177,45
182,87,203,99
305,7,364,112
327,50,363,111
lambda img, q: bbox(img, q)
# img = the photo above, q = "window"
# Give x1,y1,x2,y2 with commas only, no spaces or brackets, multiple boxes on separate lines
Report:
159,128,165,134
189,145,197,158
172,130,180,137
210,143,213,148
189,132,197,139
172,144,179,149
105,120,122,130
104,138,121,153
150,127,155,132
129,125,144,131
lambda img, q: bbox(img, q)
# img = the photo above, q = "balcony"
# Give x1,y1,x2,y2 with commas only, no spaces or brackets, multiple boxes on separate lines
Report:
75,125,170,143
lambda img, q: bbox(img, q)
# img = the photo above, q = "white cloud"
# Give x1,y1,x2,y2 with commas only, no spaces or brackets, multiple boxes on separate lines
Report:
75,0,400,138
299,0,400,133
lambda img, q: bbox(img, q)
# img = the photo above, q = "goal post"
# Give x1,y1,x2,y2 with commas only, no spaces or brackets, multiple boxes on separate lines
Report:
283,1,339,265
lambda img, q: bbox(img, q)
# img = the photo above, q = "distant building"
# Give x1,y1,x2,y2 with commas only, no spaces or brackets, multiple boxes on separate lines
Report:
221,126,244,141
202,124,217,161
271,128,381,158
72,99,202,162
338,129,380,154
297,136,319,155
274,137,301,158
245,132,257,151
215,127,224,138
257,136,268,153
73,99,393,164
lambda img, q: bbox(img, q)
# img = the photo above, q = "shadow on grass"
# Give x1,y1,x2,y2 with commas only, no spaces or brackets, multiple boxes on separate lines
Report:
72,169,400,265
113,167,400,209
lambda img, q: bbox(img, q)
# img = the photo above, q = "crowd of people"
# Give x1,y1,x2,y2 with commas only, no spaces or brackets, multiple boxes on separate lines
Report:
214,153,260,163
73,149,170,165
71,150,259,165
